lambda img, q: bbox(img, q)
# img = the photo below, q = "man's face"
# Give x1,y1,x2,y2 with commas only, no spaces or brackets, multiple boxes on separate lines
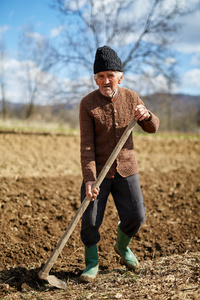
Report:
95,71,123,97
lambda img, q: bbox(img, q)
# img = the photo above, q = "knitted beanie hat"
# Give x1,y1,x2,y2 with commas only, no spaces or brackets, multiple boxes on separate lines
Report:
93,45,123,74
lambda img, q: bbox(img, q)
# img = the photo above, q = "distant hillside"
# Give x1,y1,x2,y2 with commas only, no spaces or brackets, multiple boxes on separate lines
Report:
144,93,200,107
1,93,200,111
1,93,200,132
171,94,200,108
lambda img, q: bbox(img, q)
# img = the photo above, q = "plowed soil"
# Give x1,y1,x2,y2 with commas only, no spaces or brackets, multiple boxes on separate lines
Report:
0,131,199,299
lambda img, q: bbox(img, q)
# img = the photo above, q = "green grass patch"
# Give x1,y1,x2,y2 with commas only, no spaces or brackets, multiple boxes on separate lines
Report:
0,119,79,136
133,131,200,139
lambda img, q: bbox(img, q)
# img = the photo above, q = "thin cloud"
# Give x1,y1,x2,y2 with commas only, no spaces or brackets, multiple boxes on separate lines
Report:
0,25,10,39
191,53,200,66
3,57,66,103
174,9,200,54
182,69,200,88
9,11,14,20
26,32,45,43
50,26,65,38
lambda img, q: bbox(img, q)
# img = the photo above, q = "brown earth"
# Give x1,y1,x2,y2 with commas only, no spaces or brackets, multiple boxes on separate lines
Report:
0,132,199,299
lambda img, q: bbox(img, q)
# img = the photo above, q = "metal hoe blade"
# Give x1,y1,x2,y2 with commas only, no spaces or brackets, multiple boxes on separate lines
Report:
47,275,67,289
38,272,67,289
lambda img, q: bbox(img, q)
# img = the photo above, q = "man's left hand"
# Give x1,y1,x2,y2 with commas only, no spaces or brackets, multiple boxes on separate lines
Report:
134,104,151,121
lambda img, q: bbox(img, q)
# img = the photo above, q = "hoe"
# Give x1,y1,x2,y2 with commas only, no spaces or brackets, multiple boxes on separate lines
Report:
38,117,137,289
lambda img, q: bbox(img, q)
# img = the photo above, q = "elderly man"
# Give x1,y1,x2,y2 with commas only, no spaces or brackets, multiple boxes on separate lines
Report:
79,46,159,282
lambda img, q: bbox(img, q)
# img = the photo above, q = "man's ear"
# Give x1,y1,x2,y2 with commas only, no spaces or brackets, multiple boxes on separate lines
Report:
118,73,123,84
94,76,98,86
95,78,99,86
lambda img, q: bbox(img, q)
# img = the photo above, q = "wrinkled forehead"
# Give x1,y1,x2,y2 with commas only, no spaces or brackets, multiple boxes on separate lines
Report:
96,70,117,76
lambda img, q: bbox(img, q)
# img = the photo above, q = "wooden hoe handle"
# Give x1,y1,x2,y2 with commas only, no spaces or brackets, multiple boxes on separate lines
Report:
38,117,136,279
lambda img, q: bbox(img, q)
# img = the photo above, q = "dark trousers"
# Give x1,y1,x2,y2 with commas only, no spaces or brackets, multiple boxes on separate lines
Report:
81,172,146,248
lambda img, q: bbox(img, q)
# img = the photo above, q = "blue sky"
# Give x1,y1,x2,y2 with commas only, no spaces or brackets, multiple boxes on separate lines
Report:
0,0,59,54
0,0,200,104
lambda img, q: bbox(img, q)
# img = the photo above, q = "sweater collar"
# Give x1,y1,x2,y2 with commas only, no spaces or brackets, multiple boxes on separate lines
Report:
97,88,118,101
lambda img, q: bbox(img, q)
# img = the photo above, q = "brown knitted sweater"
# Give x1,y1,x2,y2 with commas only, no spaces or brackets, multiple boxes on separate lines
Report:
79,87,159,182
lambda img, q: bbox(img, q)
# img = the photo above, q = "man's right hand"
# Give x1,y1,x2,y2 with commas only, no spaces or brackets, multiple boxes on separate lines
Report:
85,181,100,201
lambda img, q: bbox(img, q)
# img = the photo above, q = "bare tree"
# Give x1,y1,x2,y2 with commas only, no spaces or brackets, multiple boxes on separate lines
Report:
0,40,7,120
18,26,58,118
49,0,191,92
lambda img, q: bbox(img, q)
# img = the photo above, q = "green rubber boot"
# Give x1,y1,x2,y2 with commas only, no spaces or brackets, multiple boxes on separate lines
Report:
114,225,139,271
80,245,98,282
